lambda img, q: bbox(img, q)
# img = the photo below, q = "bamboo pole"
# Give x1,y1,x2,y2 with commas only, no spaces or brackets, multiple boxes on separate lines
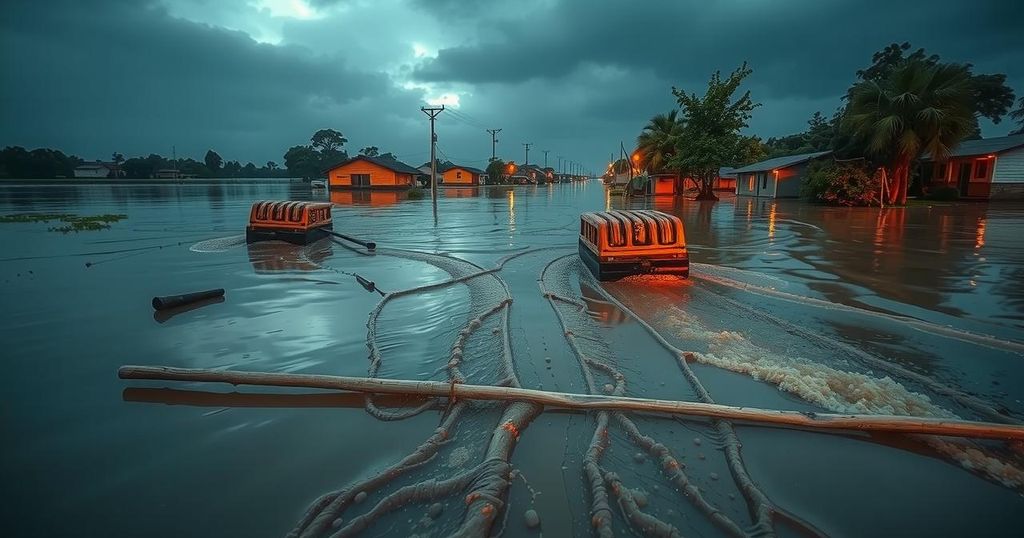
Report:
119,365,1024,441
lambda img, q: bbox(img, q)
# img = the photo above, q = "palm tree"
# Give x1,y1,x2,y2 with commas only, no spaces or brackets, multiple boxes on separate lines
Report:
635,110,683,174
844,59,973,204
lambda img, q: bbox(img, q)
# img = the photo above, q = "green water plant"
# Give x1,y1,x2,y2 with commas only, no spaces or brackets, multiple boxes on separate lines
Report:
406,187,425,200
0,212,127,232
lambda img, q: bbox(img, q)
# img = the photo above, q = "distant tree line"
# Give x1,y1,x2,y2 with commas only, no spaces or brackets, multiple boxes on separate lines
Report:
0,127,382,180
0,146,288,179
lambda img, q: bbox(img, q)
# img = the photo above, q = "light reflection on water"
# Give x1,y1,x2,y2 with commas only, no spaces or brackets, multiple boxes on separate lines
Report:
1,181,1023,537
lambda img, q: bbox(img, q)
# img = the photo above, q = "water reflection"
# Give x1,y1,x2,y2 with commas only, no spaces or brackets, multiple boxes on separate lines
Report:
247,240,331,273
330,190,403,206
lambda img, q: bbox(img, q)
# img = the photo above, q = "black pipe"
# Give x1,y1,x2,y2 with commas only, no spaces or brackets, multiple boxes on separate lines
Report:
326,230,376,251
152,288,225,311
354,273,376,292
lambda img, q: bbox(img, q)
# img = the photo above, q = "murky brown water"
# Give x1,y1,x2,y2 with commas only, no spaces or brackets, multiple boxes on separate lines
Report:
1,181,1022,537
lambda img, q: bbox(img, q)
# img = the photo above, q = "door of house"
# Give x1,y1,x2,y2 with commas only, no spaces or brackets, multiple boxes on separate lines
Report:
957,163,971,196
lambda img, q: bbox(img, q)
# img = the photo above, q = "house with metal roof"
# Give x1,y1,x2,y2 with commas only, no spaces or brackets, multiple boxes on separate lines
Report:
438,163,485,186
920,134,1024,199
733,150,832,198
325,155,424,189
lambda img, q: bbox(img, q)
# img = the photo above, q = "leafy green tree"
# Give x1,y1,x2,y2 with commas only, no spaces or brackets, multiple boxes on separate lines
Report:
733,135,767,167
284,145,321,179
485,159,507,185
844,59,973,205
669,63,760,200
204,150,223,172
266,161,277,170
635,109,683,173
854,42,1015,133
359,146,379,157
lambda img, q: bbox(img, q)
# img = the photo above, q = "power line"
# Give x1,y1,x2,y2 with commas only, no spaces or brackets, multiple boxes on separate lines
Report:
421,105,444,217
486,128,502,162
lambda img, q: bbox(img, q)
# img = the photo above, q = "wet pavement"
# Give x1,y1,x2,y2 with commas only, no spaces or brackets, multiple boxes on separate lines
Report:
1,181,1023,537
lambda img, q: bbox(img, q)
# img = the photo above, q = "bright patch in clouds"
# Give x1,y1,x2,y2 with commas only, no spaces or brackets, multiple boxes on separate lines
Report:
426,93,461,107
255,0,321,20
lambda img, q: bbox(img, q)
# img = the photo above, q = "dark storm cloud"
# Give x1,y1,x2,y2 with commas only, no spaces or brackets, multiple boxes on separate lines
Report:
414,0,1024,101
1,0,1021,169
0,0,393,161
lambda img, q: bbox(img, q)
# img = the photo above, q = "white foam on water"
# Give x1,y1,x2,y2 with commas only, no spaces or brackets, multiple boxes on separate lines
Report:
657,309,1024,489
190,234,246,252
663,311,952,418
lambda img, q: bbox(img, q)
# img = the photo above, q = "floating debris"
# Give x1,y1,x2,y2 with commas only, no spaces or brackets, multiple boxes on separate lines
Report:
524,509,540,528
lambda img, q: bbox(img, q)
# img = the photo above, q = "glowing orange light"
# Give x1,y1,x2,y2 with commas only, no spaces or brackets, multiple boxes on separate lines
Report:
632,152,640,161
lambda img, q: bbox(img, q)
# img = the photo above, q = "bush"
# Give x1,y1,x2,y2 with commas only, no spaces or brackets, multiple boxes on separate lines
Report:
406,187,425,200
802,161,878,206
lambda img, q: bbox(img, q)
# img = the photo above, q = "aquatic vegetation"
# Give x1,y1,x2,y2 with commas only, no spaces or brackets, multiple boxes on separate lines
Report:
0,212,127,232
0,212,74,223
406,187,425,200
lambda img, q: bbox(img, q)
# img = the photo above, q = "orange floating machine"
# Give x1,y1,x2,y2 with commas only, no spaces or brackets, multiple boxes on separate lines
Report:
579,210,688,280
246,200,334,245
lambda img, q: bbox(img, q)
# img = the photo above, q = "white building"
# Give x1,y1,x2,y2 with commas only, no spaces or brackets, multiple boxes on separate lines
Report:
73,162,113,178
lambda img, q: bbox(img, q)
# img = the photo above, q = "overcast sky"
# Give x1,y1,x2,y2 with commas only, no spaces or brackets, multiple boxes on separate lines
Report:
2,0,1022,171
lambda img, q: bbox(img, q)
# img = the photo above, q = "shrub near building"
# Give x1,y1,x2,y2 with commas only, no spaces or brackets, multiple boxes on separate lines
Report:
802,161,879,206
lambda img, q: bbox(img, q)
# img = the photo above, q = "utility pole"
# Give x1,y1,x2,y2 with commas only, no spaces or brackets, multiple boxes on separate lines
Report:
542,150,549,168
522,143,532,165
487,128,501,162
421,105,444,217
557,155,563,177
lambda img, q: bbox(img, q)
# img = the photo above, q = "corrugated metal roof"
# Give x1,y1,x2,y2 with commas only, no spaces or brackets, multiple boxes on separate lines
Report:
324,155,424,175
731,150,832,174
922,134,1024,160
439,163,485,175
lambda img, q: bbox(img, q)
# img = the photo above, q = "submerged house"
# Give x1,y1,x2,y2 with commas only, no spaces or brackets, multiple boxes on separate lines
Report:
920,134,1024,199
73,162,116,178
438,163,485,186
716,167,738,191
325,155,423,189
734,150,832,198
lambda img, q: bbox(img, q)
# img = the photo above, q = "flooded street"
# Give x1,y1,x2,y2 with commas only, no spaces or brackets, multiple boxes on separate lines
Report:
2,181,1023,537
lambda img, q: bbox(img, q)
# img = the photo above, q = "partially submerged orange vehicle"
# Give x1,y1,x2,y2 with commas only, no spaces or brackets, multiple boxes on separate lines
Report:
579,210,689,280
246,200,333,245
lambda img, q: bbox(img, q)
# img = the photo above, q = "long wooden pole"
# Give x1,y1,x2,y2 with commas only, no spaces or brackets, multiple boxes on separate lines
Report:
118,365,1024,441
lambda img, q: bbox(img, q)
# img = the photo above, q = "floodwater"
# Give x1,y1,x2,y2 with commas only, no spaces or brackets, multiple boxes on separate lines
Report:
1,181,1023,537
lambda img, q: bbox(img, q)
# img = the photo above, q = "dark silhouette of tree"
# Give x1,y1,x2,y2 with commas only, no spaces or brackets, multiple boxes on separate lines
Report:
311,128,347,154
204,150,223,172
1011,97,1024,135
359,146,380,157
485,159,506,184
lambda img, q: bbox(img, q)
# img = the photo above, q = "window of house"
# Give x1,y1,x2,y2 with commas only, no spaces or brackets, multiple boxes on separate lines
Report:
762,174,768,189
748,176,755,191
974,160,988,179
352,173,370,186
456,171,462,179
